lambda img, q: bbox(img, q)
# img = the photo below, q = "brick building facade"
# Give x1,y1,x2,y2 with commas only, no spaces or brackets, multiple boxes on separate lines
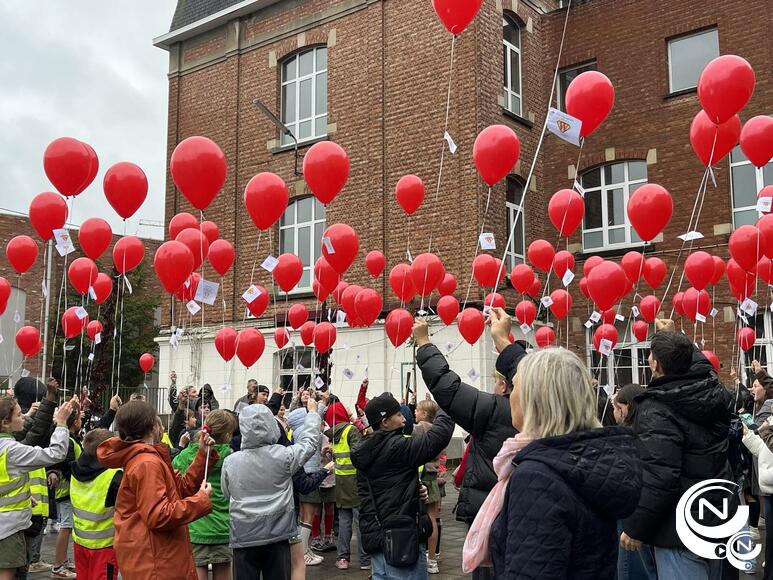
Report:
153,0,773,411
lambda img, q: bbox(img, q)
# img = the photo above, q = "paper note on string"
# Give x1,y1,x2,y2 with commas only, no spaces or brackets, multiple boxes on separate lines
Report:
322,237,335,254
599,339,613,356
677,231,704,242
261,255,279,272
757,197,773,213
186,300,201,315
242,285,261,304
562,270,575,287
124,276,133,294
631,306,640,318
546,107,582,146
520,323,532,335
443,131,458,154
195,280,220,306
467,368,480,382
479,233,496,250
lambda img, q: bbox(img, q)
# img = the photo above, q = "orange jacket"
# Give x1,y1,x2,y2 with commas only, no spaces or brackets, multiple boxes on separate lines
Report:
97,438,215,580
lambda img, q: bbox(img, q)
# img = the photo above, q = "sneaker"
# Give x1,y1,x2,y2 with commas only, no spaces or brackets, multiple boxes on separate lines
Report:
310,538,325,551
50,566,76,579
321,538,337,552
435,552,442,562
336,559,349,570
751,526,761,541
427,558,439,574
304,551,324,566
64,560,76,573
28,562,52,572
360,563,371,570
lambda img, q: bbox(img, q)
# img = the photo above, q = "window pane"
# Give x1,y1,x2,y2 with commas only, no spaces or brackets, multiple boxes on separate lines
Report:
510,95,521,116
314,222,325,257
299,349,313,369
604,163,624,185
631,228,642,244
732,164,758,208
630,182,644,195
282,57,296,82
315,115,327,137
299,79,312,119
315,198,326,219
298,120,312,140
299,269,311,289
514,218,524,256
316,71,327,115
607,188,625,225
609,228,626,244
731,145,747,164
763,163,773,187
281,84,296,123
281,351,295,370
582,168,601,189
502,46,508,90
735,209,758,227
282,203,295,226
281,227,294,254
298,226,311,266
299,50,314,76
584,230,603,250
316,47,327,71
503,18,519,46
507,178,524,205
669,29,719,92
584,191,603,229
297,197,312,223
628,161,647,181
558,62,596,110
510,53,520,94
297,373,312,390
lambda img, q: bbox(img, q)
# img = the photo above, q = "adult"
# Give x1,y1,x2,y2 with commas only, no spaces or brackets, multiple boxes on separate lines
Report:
195,384,220,413
233,380,259,413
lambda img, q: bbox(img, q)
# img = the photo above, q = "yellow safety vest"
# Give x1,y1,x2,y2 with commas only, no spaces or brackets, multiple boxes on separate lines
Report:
332,424,356,476
55,438,82,501
287,428,293,442
0,446,32,514
71,468,119,549
29,467,49,517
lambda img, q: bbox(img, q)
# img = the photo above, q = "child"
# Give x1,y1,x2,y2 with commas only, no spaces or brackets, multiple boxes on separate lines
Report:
414,398,444,574
173,409,236,580
97,400,215,580
70,429,123,580
0,396,74,579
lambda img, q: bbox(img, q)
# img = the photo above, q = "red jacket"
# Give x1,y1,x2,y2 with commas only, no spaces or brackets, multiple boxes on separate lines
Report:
97,438,215,580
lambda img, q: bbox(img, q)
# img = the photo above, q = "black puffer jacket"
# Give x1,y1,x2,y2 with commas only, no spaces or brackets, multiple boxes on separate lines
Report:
351,411,454,554
490,427,642,579
623,352,734,548
417,343,525,523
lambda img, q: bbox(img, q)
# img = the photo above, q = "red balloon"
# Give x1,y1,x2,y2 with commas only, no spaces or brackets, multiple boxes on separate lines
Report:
758,257,773,285
321,224,359,274
509,264,535,294
535,327,555,348
579,277,590,298
154,241,195,294
273,253,303,293
682,287,711,322
684,251,714,291
43,137,94,197
365,251,386,277
737,327,756,352
726,259,756,301
332,281,349,305
355,289,383,326
729,225,765,272
627,184,673,242
621,251,645,284
549,289,572,320
68,257,98,295
236,328,265,367
6,236,38,274
552,251,575,279
583,256,604,277
62,307,88,339
86,320,103,341
275,327,291,349
515,300,536,326
244,172,289,230
758,214,773,259
175,273,201,303
341,285,363,317
740,115,773,168
246,285,270,318
431,0,482,35
587,261,628,310
601,308,617,325
527,278,542,298
639,295,661,323
170,136,227,211
710,256,726,286
593,324,619,353
458,308,485,345
200,221,219,244
437,296,460,325
29,192,67,241
702,350,720,372
81,143,99,195
300,321,316,346
169,212,199,240
78,218,112,260
643,258,667,290
176,228,210,271
312,280,329,302
0,277,10,315
527,240,555,273
313,322,337,353
103,162,148,219
565,71,615,137
698,55,756,125
484,292,506,310
314,257,340,292
92,273,112,305
385,309,413,347
473,125,520,186
633,320,649,342
15,326,41,357
208,239,235,276
689,110,741,166
288,304,309,329
139,353,155,373
113,236,145,274
472,254,504,288
395,175,425,215
673,291,685,316
215,327,237,362
438,273,457,296
548,189,585,236
411,253,445,297
303,141,349,205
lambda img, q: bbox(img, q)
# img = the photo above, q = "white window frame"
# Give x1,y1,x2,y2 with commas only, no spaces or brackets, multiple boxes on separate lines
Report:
740,312,773,384
586,327,652,388
581,161,648,252
557,61,597,111
667,28,719,94
280,46,328,146
505,177,526,269
279,196,325,294
730,145,773,229
503,15,522,117
274,346,316,399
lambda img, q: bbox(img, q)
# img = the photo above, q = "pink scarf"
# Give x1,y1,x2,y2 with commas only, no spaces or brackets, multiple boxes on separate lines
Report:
462,433,534,573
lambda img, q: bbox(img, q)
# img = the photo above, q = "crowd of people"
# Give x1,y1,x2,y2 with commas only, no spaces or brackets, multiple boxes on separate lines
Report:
0,307,769,579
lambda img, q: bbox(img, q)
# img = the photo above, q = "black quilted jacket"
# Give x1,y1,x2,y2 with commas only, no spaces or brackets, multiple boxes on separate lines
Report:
490,427,642,579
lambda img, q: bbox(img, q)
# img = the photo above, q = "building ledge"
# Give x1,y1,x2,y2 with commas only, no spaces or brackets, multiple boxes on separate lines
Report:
502,108,535,129
663,87,697,101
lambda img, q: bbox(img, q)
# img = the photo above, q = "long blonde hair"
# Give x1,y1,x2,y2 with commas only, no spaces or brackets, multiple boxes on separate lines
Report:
517,348,601,439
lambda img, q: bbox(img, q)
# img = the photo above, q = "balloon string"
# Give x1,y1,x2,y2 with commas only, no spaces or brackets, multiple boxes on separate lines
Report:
114,277,127,398
109,274,122,397
241,230,264,325
34,242,49,396
49,249,71,385
460,185,494,313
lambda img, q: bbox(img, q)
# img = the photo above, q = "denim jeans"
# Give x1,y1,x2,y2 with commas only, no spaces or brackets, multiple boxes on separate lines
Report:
616,521,658,580
337,507,370,565
654,547,722,580
371,545,427,580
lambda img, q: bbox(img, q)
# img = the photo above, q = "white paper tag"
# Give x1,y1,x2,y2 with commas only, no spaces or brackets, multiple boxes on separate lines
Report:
406,249,413,264
13,311,21,324
0,335,4,345
482,305,491,316
53,228,75,256
21,369,30,378
467,368,480,382
242,285,261,304
741,298,758,317
41,280,48,299
194,280,220,306
677,231,704,242
221,383,233,392
87,286,97,301
88,353,95,361
599,338,613,356
296,364,307,372
261,255,279,272
631,306,640,318
562,270,575,287
169,334,178,349
573,179,585,197
590,311,601,323
444,342,454,355
186,300,201,315
75,306,88,320
342,343,350,351
444,131,458,154
124,276,133,294
520,323,532,335
336,310,347,326
546,107,582,146
709,165,717,188
541,296,554,308
615,314,625,322
322,237,335,254
603,384,614,397
479,233,496,250
737,309,749,325
95,332,101,345
314,377,325,390
757,197,773,213
695,313,707,323
343,368,354,380
710,308,718,318
175,327,185,338
354,353,362,364
584,320,593,329
363,366,369,379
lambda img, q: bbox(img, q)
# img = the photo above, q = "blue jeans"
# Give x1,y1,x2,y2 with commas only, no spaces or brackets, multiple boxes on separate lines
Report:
654,547,722,580
617,521,657,579
371,545,427,580
337,507,370,566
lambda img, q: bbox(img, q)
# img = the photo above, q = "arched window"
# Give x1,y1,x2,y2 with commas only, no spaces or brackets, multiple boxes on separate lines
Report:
505,176,525,268
279,196,326,291
580,160,647,251
280,46,328,146
503,15,522,116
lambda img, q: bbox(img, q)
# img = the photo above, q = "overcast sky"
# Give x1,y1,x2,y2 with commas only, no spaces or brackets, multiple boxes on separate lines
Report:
0,2,177,240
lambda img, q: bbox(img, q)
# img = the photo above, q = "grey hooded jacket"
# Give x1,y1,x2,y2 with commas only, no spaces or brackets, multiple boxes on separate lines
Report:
222,404,320,548
287,407,325,474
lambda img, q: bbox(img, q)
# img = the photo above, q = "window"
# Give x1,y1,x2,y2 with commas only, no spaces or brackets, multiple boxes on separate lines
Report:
503,15,522,116
668,29,719,93
505,176,525,268
274,346,315,405
581,160,648,251
0,287,25,382
279,197,326,292
280,46,328,146
740,312,771,384
588,322,652,388
730,145,773,228
557,61,597,111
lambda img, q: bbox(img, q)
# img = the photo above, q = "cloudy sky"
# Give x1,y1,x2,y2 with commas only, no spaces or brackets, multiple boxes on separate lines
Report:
0,2,177,240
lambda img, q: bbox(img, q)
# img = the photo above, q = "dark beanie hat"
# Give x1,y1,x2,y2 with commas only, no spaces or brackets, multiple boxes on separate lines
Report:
258,385,270,394
495,342,528,385
365,393,402,430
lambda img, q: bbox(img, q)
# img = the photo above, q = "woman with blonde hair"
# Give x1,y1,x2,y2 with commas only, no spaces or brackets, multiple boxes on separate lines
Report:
464,347,643,578
413,398,444,574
